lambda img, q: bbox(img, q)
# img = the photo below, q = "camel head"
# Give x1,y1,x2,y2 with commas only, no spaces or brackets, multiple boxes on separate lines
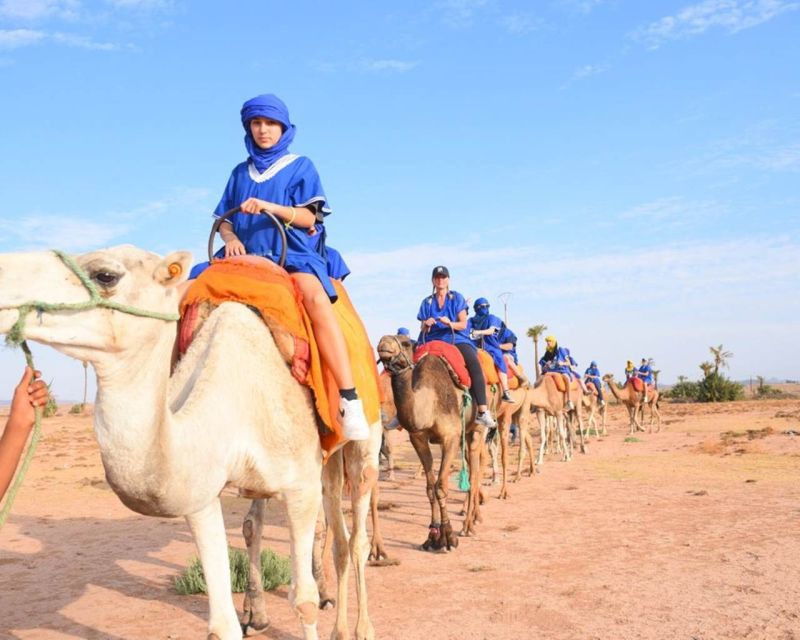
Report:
0,245,192,365
376,333,415,375
602,373,615,382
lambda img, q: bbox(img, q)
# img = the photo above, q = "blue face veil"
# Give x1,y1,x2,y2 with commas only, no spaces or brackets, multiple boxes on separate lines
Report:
241,94,297,173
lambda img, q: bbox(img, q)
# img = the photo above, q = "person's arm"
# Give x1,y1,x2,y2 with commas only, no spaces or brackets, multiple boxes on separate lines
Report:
440,309,468,331
239,198,317,229
218,221,245,257
0,367,48,501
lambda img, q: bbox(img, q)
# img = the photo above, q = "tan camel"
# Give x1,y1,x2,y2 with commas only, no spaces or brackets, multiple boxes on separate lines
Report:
603,374,661,434
377,370,398,481
528,373,587,466
0,246,382,640
489,383,530,499
581,391,608,438
376,334,486,544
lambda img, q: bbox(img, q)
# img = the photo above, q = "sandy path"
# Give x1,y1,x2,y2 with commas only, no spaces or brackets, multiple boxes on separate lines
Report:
1,399,799,639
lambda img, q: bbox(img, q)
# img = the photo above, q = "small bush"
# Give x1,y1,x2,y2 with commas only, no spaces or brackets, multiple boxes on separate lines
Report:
69,403,84,414
174,547,290,595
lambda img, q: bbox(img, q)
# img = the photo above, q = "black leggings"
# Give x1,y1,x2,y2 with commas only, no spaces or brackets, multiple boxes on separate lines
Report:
456,343,487,406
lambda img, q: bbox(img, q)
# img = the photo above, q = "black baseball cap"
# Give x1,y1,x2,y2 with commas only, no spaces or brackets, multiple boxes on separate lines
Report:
431,265,450,278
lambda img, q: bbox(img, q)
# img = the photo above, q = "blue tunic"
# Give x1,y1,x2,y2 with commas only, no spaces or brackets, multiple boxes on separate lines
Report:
498,327,518,364
584,364,602,393
637,363,654,385
468,312,508,373
540,346,580,380
416,291,473,347
213,155,337,300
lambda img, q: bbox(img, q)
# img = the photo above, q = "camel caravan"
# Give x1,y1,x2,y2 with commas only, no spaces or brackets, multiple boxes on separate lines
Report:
0,243,662,640
0,97,662,640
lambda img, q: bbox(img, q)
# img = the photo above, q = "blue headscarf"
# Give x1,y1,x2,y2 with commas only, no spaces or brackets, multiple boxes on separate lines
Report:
240,94,297,173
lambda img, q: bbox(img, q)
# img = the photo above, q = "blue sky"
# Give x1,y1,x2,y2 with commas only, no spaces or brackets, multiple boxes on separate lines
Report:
1,0,798,401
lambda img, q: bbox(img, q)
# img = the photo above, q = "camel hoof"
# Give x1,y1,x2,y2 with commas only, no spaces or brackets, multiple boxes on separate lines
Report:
319,597,336,610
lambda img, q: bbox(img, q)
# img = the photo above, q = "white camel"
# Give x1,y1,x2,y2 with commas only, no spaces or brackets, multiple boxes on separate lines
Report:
0,246,381,640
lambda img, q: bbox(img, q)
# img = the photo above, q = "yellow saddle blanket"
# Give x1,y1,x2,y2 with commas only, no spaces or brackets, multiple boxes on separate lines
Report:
180,257,380,458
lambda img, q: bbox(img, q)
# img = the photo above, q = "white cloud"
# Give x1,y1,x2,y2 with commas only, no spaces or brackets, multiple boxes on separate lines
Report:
0,0,79,20
0,28,46,49
633,0,800,48
51,31,120,50
360,58,418,73
499,13,544,35
573,63,608,79
557,0,607,13
618,196,727,222
7,216,131,252
436,0,490,28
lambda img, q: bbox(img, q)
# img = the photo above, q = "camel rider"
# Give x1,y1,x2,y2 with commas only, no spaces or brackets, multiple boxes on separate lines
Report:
416,266,497,428
624,360,636,381
584,361,605,406
468,298,514,403
498,326,528,386
539,335,588,410
637,358,654,402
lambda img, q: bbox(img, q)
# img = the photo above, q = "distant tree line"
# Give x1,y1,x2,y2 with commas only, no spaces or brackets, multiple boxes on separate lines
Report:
665,344,744,402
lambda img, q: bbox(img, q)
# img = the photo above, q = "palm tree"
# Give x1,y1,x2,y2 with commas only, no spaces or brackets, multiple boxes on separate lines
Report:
526,324,547,377
652,369,661,388
677,375,688,384
699,361,714,378
709,344,733,375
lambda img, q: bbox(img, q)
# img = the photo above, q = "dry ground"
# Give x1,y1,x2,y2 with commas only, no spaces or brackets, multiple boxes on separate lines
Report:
1,397,799,640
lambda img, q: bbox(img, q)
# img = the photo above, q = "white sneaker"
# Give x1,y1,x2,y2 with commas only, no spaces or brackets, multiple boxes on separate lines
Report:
475,411,497,428
340,397,370,441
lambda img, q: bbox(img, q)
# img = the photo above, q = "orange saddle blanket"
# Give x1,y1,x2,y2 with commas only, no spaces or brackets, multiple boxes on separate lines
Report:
413,341,471,389
178,257,380,458
546,371,579,393
477,349,521,389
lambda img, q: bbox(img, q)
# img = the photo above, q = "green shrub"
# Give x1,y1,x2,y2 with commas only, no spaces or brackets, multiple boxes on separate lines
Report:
664,381,701,402
69,403,84,414
174,547,290,595
697,372,744,402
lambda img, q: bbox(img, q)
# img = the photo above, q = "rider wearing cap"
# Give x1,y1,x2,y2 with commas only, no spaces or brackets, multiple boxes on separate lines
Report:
468,298,515,402
417,266,497,428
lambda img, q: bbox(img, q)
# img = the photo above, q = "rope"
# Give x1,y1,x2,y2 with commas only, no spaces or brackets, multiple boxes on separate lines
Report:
457,392,472,491
0,342,41,529
0,250,180,529
3,250,179,347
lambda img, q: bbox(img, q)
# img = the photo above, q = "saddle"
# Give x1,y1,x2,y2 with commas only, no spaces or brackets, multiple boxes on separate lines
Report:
475,348,522,389
413,341,471,389
546,371,579,393
178,256,380,457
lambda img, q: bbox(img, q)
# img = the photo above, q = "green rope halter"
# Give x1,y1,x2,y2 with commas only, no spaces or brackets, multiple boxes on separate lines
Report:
0,249,180,529
457,392,472,491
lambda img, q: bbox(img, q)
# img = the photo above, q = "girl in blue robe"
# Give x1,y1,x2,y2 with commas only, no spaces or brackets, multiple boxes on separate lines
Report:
211,94,369,441
416,266,496,428
467,298,513,402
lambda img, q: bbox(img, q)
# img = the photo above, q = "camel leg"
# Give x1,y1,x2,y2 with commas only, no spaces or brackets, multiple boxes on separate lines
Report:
461,425,484,536
185,499,244,640
313,510,336,610
380,430,396,481
322,451,351,640
575,406,587,455
487,428,500,485
558,413,571,462
368,481,389,562
653,402,662,433
514,414,526,481
434,435,460,550
344,439,380,640
497,414,511,499
601,406,608,436
282,484,322,640
241,499,269,634
408,431,441,550
535,410,548,466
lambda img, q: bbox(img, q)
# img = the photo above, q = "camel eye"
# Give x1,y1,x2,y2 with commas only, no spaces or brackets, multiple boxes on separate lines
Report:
92,271,121,287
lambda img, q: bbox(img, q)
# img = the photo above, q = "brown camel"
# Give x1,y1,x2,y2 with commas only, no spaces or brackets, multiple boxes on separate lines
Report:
490,383,531,498
603,374,661,434
376,334,486,547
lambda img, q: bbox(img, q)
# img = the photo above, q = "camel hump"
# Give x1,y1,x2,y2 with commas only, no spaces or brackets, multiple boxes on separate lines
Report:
413,341,471,389
179,257,381,457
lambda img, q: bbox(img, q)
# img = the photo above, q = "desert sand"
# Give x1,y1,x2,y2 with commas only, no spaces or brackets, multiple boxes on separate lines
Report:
1,397,799,640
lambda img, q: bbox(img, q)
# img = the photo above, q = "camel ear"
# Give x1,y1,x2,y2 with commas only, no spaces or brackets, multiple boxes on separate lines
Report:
154,251,193,287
